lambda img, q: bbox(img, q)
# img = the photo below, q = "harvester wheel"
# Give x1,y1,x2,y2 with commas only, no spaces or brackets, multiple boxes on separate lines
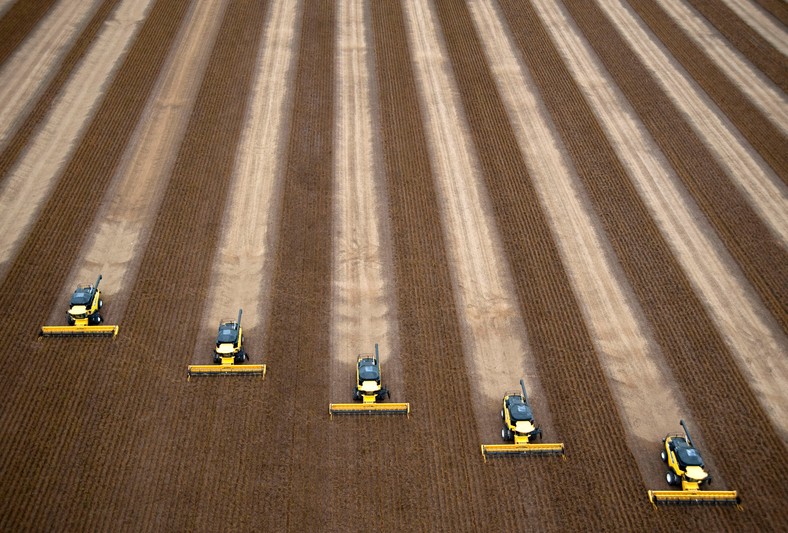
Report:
660,450,667,463
99,299,103,309
666,471,678,486
500,409,505,420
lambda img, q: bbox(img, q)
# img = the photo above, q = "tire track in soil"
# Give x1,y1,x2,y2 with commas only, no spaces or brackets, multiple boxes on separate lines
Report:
689,0,787,91
0,0,192,529
59,1,270,529
0,0,57,67
509,0,787,528
629,0,787,187
537,0,788,441
0,0,121,184
434,1,657,530
590,0,788,334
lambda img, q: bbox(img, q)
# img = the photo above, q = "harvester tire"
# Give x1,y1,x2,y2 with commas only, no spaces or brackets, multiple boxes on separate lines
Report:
660,451,667,462
501,409,505,420
99,299,103,309
666,472,678,486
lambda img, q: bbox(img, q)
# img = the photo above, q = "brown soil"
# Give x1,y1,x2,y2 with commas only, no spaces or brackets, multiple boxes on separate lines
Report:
0,1,785,531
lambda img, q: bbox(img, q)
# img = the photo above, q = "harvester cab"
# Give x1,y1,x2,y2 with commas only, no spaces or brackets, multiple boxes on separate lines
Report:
214,309,247,365
187,309,266,380
40,274,118,337
647,420,740,506
481,379,564,461
329,343,410,416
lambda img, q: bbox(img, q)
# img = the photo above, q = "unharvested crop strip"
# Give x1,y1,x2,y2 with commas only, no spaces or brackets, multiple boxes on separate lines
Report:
628,0,787,183
0,0,192,528
65,1,271,529
0,0,57,67
586,1,788,333
369,3,511,530
433,0,657,529
503,0,787,527
754,0,788,25
252,0,334,529
0,0,120,184
688,0,787,91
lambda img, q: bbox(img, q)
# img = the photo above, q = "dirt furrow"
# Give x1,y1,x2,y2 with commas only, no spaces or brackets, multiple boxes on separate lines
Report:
754,0,788,26
592,0,788,332
506,0,787,527
655,0,787,135
243,1,334,528
0,0,120,183
66,1,270,529
0,0,157,283
54,0,228,328
0,0,57,67
369,2,516,530
0,0,193,528
629,0,787,183
537,0,788,444
690,0,787,91
0,0,103,151
434,0,660,529
472,0,696,487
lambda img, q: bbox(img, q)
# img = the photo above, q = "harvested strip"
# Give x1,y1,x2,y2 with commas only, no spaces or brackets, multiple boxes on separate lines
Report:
537,0,788,442
0,0,16,18
630,0,787,180
60,1,271,528
251,0,334,526
0,0,103,151
53,0,228,326
0,0,121,184
0,0,156,283
0,1,57,66
753,0,788,26
332,0,401,396
199,0,300,349
404,0,548,438
436,0,654,529
688,0,787,91
470,0,686,485
720,0,788,55
514,0,787,527
0,0,193,526
655,0,787,135
371,2,514,530
594,0,788,332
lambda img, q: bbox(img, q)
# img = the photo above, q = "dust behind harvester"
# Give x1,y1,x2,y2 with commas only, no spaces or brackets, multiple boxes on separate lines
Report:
329,343,410,416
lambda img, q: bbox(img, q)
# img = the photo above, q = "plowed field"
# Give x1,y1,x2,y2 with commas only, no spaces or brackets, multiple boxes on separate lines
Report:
0,1,786,531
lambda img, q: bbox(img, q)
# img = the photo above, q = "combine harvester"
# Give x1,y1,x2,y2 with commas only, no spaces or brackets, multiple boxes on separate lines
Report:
481,379,564,462
40,274,118,337
329,343,410,417
187,309,266,380
648,419,740,507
